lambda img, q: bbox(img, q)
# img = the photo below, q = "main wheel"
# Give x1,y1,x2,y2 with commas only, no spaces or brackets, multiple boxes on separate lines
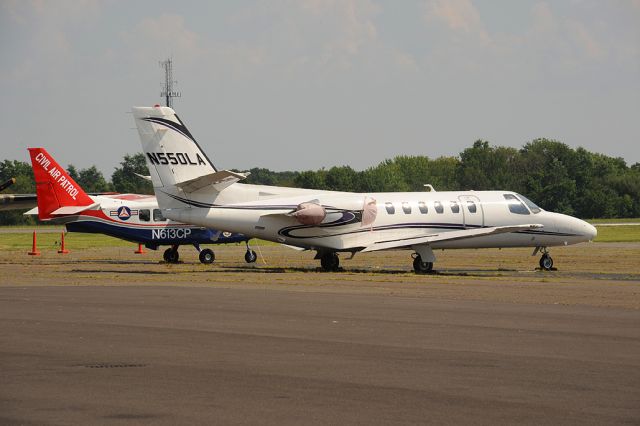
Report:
163,247,179,263
539,253,554,270
413,255,433,274
320,252,339,271
199,248,215,264
244,250,257,263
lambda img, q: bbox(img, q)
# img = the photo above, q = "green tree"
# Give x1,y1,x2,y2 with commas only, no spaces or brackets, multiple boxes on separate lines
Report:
67,164,112,193
519,139,578,214
67,164,79,182
243,168,300,188
389,155,460,192
325,166,358,192
294,169,327,189
111,153,153,194
457,140,522,191
77,166,112,193
360,160,409,192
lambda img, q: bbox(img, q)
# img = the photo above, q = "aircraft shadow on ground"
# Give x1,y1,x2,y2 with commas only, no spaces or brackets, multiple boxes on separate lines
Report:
65,262,640,280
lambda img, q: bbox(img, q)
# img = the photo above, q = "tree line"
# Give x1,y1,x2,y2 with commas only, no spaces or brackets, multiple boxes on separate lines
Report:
1,138,639,225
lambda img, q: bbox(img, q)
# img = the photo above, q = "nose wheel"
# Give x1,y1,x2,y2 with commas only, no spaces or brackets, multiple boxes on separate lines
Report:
534,247,555,271
539,253,554,270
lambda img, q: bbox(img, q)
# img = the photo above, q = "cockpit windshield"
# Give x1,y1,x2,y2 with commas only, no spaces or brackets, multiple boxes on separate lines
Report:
503,194,529,215
516,193,542,214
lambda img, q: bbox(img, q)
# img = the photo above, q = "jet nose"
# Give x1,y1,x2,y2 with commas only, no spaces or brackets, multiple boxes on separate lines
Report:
585,222,597,241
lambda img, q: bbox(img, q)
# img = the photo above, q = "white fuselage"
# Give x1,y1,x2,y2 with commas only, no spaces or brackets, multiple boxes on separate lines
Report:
163,184,596,252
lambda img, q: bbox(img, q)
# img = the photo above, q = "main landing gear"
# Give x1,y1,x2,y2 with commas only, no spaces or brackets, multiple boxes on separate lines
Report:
163,242,259,265
320,252,340,271
412,253,434,274
163,245,180,263
244,241,258,264
533,246,554,271
199,248,215,264
163,244,215,265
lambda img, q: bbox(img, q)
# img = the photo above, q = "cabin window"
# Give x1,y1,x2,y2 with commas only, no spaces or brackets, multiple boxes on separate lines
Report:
467,201,477,213
402,202,411,214
418,201,428,214
504,194,530,215
139,209,150,221
153,209,167,222
450,201,460,214
517,193,542,214
385,202,395,214
434,201,444,214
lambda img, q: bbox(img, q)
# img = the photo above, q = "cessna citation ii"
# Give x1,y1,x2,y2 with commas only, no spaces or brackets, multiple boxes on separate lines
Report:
27,147,257,264
132,105,597,273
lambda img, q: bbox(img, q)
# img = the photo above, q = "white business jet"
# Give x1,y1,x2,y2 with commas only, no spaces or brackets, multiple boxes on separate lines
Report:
132,106,596,273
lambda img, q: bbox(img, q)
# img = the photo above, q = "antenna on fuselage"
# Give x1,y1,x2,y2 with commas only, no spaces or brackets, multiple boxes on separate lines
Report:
159,57,181,108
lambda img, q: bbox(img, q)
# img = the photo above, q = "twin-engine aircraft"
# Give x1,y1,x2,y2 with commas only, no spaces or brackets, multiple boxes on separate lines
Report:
132,105,597,273
27,148,257,264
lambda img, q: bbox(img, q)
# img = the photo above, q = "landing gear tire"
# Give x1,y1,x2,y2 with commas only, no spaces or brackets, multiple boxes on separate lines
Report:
199,248,215,264
163,247,179,263
320,252,340,271
244,250,258,263
539,253,554,270
413,255,433,274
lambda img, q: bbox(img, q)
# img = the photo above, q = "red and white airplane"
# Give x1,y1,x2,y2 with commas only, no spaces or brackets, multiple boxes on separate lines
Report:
27,147,256,264
132,106,597,273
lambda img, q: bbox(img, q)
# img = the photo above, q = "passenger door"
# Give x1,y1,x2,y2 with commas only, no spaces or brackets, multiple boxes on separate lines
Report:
458,195,484,229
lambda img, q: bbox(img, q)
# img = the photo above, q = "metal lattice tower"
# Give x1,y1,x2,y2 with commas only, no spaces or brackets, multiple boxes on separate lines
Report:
159,58,181,108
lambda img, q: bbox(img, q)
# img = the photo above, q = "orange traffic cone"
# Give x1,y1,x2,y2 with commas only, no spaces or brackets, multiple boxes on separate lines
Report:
57,232,69,254
134,243,145,254
28,231,40,256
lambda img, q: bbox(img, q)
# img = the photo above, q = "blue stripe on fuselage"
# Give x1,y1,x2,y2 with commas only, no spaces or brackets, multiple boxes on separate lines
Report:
65,221,247,246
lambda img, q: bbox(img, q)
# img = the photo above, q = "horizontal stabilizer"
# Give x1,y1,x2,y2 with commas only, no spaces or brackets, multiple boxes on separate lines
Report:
361,224,544,253
50,202,100,216
175,170,249,193
23,207,39,215
134,172,152,181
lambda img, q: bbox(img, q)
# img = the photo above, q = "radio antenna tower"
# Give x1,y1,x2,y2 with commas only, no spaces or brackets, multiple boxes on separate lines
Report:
159,58,181,108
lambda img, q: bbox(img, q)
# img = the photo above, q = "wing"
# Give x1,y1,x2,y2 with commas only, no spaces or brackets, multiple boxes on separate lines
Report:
359,224,543,253
0,194,38,211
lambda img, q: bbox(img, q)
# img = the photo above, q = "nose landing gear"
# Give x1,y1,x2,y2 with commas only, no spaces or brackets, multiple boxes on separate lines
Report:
539,253,554,270
533,246,555,271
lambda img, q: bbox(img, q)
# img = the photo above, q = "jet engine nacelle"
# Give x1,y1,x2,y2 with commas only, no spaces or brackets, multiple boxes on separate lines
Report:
289,196,377,227
291,202,326,225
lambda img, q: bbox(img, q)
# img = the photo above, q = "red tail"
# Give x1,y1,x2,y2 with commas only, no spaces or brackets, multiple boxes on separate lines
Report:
28,148,93,220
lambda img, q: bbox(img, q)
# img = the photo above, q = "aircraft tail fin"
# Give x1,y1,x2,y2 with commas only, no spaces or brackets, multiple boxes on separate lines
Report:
27,148,94,220
132,106,243,209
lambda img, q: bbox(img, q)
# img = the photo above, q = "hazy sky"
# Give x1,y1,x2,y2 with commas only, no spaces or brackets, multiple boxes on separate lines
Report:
1,0,638,176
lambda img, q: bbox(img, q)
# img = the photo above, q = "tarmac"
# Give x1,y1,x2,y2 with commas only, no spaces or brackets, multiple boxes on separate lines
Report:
1,281,639,425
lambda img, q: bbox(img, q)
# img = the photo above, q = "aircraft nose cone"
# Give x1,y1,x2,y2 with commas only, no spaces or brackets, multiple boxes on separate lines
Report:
585,222,597,241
